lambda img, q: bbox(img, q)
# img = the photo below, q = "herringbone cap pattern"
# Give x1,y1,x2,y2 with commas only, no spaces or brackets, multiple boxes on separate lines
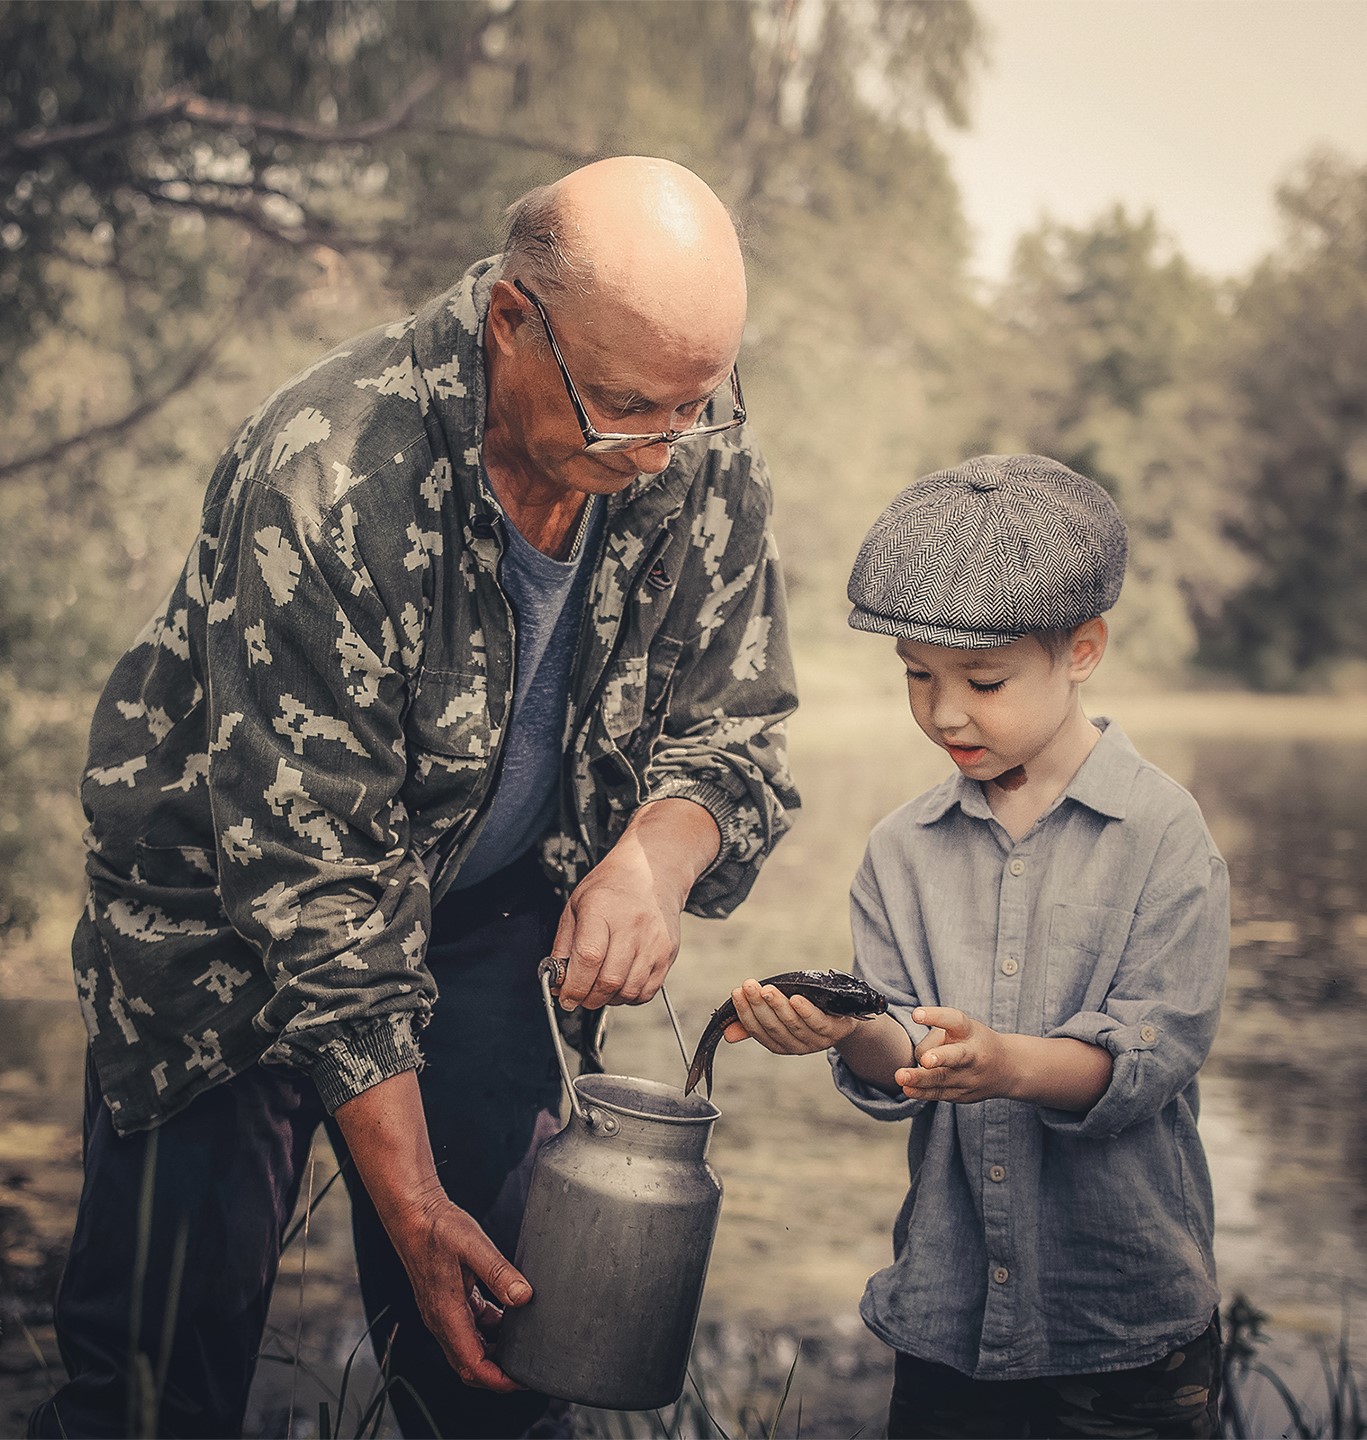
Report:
847,453,1128,648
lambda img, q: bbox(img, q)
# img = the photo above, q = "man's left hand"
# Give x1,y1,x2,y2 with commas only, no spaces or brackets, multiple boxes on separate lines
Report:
551,798,720,1010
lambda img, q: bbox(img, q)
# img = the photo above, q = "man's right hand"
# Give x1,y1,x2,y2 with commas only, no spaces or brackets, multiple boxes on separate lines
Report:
385,1184,531,1391
332,1068,530,1391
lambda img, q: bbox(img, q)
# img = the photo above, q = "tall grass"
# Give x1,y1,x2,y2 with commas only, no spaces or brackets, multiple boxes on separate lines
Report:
107,1137,1367,1440
1221,1293,1366,1439
574,1336,812,1440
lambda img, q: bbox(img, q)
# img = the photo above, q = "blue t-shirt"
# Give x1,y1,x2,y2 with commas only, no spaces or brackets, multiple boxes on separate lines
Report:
450,498,603,890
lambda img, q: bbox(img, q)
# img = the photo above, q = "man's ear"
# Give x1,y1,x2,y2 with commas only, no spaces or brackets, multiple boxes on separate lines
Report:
1068,617,1108,682
486,278,532,356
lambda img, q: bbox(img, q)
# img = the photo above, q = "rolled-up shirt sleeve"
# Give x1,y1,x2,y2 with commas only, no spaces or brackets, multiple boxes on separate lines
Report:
1040,818,1229,1139
205,471,437,1113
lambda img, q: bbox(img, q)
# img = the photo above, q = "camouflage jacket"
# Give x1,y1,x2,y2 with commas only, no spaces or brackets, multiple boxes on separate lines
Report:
75,256,799,1135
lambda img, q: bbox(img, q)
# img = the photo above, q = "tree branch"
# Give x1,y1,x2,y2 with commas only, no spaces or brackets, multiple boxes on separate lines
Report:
413,121,598,166
2,63,455,165
128,182,345,250
0,322,232,485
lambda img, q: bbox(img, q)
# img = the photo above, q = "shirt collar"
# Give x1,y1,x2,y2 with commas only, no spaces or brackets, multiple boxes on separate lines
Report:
914,717,1140,826
1062,718,1140,819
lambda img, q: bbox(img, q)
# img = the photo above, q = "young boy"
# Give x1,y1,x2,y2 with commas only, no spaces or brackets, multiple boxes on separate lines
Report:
728,454,1228,1439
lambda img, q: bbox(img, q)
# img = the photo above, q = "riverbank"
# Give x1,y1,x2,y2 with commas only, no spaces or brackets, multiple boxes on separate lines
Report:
4,690,1366,1435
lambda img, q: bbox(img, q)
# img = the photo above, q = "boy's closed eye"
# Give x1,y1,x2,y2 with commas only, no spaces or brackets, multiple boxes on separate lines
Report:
904,668,1008,694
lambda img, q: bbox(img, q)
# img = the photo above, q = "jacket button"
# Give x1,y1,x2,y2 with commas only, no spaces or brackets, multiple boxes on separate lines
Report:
1139,1023,1157,1044
1008,858,1025,876
990,1165,1006,1182
993,1266,1009,1284
1001,957,1018,976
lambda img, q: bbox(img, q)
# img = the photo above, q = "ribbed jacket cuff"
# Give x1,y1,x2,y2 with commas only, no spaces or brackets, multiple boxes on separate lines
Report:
310,1014,423,1114
644,778,744,878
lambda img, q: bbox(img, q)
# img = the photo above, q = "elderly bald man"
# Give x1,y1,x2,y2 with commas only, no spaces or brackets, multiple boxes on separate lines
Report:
33,157,799,1440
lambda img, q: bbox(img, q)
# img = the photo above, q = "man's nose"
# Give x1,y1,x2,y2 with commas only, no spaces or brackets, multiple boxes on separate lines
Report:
633,440,674,476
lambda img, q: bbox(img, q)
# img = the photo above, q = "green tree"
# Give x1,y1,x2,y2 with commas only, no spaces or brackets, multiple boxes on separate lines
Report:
1201,151,1367,689
0,0,985,946
965,205,1250,678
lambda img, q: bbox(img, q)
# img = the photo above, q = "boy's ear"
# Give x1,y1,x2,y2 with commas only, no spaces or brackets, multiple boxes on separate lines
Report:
1067,618,1108,682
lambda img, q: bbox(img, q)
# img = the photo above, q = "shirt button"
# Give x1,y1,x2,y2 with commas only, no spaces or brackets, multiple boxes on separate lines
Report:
993,1266,1010,1284
989,1165,1006,1182
1139,1023,1157,1043
1008,858,1025,876
1001,957,1019,976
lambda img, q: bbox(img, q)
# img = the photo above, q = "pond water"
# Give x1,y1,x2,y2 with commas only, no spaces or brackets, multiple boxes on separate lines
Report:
2,693,1365,1435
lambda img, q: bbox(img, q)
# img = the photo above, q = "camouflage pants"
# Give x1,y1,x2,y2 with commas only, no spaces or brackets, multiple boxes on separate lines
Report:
30,849,568,1440
887,1315,1222,1439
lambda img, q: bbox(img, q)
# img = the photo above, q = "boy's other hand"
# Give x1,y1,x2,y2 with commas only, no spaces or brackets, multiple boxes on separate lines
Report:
895,1006,1012,1103
722,978,862,1054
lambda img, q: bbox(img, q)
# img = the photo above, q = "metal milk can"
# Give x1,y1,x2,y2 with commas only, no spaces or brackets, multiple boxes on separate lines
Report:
494,959,722,1411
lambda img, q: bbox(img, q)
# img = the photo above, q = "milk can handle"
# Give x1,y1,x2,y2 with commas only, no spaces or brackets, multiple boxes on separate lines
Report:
537,957,691,1125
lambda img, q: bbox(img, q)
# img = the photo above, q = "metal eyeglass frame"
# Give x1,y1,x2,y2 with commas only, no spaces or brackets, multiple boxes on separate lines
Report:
513,278,746,454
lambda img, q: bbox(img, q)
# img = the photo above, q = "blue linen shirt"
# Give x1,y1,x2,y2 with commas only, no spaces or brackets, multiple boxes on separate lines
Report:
831,719,1228,1380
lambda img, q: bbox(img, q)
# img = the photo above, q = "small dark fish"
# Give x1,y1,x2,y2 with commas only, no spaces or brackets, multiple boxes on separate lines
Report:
683,969,890,1097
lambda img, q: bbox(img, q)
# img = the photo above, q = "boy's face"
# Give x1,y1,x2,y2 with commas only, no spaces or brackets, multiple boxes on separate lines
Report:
894,624,1105,784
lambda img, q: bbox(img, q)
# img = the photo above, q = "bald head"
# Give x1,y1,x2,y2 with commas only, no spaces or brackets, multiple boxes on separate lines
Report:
503,156,746,362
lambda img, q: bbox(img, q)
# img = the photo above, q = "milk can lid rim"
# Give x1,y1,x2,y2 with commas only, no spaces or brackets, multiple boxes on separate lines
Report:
574,1072,720,1124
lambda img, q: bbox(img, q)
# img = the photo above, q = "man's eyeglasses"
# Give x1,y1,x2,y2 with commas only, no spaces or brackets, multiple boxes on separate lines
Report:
513,279,746,454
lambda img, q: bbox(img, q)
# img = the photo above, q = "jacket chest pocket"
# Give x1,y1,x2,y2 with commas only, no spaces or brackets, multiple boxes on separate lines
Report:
406,667,500,789
597,634,686,757
585,636,687,840
1043,901,1135,1022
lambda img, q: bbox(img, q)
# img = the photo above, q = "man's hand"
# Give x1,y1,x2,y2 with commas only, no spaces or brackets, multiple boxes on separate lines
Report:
385,1185,531,1392
551,798,720,1010
333,1070,530,1391
722,978,861,1054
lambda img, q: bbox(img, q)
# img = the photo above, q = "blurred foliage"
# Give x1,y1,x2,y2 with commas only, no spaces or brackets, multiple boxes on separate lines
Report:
1200,151,1367,689
0,0,1365,950
965,205,1253,677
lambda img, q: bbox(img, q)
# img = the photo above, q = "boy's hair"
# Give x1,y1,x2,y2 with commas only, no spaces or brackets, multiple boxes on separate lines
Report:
1032,624,1084,662
847,454,1128,648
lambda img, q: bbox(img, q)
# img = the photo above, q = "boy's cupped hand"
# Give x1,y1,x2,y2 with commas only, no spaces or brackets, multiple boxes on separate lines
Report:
722,978,863,1054
896,1006,1012,1103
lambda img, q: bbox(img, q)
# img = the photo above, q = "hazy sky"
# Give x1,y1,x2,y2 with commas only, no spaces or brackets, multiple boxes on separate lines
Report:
935,0,1367,282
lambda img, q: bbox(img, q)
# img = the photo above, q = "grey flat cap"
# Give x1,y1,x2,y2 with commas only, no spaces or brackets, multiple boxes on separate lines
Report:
847,454,1128,647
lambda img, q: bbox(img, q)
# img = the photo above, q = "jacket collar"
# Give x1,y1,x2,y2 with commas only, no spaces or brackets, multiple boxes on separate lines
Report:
413,255,710,543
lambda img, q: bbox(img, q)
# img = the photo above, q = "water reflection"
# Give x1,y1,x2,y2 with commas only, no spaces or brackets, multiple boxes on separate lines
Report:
1183,738,1367,1348
2,727,1365,1406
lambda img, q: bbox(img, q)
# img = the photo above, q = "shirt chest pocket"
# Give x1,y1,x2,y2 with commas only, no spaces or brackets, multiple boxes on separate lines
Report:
1043,901,1136,1022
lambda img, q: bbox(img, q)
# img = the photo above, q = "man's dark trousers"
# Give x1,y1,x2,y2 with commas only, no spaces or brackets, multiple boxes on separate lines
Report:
29,849,565,1439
